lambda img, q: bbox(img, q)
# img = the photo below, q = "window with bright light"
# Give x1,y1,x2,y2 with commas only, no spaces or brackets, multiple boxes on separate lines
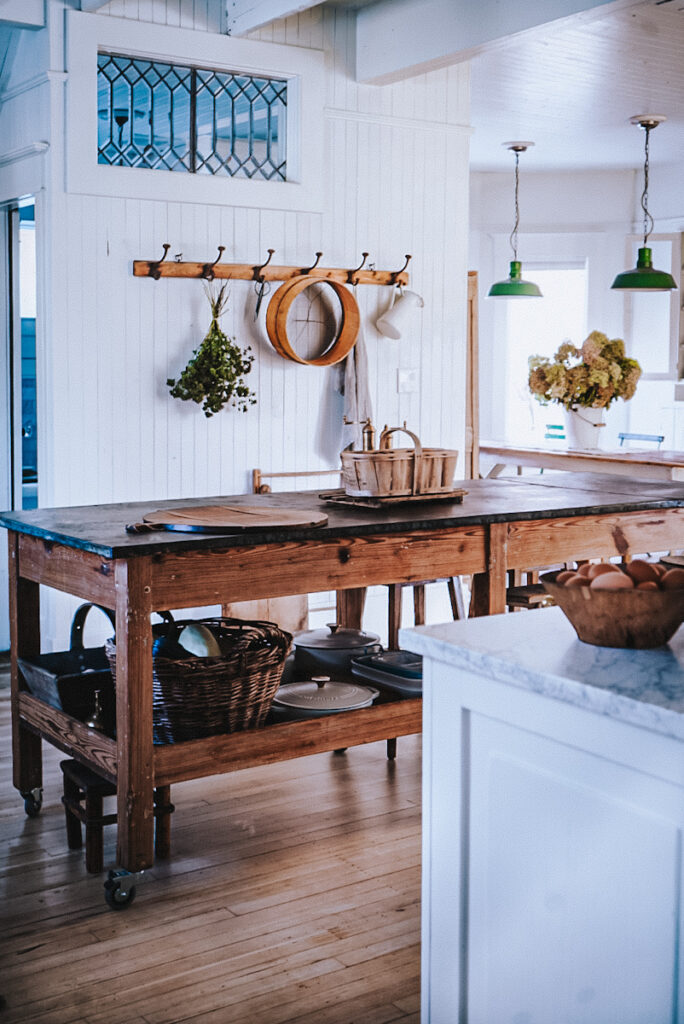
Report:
503,266,588,443
625,236,679,379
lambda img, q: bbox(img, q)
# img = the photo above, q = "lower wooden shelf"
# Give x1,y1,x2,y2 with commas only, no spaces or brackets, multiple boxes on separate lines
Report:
18,690,422,789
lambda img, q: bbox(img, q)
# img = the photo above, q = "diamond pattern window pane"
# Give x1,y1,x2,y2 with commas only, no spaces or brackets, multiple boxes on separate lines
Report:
194,69,286,180
97,53,286,180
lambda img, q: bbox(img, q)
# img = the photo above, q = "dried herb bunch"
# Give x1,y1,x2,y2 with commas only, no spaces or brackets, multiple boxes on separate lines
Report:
167,284,257,416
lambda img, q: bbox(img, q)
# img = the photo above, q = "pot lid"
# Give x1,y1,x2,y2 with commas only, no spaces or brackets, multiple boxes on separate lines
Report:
272,676,379,712
293,623,380,649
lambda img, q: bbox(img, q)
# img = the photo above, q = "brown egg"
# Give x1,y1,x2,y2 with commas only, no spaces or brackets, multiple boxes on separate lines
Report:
565,574,591,587
586,562,622,580
636,580,660,591
590,572,634,590
661,568,684,591
577,563,594,577
652,563,667,578
555,570,577,584
624,559,661,585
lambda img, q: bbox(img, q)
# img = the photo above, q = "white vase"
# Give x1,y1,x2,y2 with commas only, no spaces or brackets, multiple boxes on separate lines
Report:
565,406,606,449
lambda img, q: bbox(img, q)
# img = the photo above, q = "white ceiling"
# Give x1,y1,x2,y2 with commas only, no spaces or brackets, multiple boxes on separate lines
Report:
76,0,684,175
466,0,684,171
320,0,684,173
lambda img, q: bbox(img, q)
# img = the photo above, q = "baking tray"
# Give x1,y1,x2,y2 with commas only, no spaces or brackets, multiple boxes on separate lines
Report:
351,653,423,696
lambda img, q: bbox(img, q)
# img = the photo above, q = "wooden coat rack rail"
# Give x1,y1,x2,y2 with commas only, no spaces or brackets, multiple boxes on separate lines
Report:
133,245,411,286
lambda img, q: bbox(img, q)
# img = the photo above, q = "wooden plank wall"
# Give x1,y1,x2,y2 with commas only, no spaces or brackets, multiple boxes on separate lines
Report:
53,2,470,508
7,1,471,647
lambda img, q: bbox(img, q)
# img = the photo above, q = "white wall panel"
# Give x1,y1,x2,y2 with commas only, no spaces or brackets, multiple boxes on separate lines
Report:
14,1,470,647
97,0,224,32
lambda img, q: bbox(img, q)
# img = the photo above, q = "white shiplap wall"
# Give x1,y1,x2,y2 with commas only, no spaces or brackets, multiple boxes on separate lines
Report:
4,0,472,647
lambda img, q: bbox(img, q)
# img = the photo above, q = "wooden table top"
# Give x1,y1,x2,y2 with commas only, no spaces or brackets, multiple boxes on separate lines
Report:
2,473,684,559
481,442,684,468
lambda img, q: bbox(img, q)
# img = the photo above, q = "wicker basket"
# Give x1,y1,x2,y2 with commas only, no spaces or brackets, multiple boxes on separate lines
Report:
105,617,292,744
340,424,458,498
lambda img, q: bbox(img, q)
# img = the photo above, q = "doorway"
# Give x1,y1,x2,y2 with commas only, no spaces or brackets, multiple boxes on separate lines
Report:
0,196,37,650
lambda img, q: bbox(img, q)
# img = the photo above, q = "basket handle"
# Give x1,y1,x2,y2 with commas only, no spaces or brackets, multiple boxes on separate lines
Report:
84,608,176,649
69,604,116,651
378,424,423,456
378,424,424,494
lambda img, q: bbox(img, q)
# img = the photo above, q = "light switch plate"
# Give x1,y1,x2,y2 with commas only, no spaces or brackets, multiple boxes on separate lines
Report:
397,368,419,393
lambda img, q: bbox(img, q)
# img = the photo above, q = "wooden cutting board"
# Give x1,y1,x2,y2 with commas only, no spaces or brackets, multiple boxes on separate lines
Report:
140,504,328,533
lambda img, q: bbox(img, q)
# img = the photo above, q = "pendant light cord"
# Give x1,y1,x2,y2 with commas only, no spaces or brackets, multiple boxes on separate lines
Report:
509,150,520,261
641,124,654,247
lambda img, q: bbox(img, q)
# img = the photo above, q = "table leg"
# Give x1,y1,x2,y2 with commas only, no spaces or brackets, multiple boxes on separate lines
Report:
9,532,42,797
336,587,367,630
470,522,508,617
387,583,402,650
114,558,155,872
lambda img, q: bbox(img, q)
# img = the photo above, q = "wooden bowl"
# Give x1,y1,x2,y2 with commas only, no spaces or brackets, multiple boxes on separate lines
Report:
541,571,684,649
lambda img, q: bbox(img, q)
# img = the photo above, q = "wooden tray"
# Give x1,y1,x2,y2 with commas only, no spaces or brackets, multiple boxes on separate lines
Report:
128,505,328,534
319,488,467,509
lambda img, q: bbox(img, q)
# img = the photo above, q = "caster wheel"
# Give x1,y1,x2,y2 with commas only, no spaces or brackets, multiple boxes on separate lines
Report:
333,748,348,755
104,871,136,910
23,793,42,817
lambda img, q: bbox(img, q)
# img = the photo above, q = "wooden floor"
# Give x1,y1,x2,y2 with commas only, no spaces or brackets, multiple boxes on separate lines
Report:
0,662,421,1024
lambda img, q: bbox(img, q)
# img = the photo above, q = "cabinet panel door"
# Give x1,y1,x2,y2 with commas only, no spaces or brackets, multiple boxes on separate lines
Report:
468,714,684,1024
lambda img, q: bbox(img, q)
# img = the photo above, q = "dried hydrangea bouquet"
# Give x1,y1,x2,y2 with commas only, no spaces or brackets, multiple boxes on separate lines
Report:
528,331,642,448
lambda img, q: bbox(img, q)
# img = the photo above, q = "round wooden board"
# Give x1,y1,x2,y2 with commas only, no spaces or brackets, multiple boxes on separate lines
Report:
142,504,328,533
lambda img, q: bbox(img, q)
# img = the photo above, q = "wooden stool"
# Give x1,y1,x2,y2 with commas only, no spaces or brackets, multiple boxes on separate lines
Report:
506,583,551,611
387,577,466,649
60,759,174,873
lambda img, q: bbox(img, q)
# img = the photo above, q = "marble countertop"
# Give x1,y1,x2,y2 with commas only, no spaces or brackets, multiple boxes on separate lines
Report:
400,607,684,741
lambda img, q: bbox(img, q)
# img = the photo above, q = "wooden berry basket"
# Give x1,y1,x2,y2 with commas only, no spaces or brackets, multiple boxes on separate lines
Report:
340,425,458,498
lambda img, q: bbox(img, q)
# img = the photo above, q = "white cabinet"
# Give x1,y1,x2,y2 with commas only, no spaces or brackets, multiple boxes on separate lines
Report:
402,608,684,1024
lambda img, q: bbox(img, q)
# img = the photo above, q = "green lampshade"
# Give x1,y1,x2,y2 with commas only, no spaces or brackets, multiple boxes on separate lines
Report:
488,260,543,298
611,247,677,291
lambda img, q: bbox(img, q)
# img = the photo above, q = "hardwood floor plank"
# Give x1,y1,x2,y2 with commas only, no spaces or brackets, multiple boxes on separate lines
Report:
0,668,421,1024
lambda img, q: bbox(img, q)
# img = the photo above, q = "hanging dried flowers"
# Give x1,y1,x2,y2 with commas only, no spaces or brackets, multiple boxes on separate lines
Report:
167,283,257,416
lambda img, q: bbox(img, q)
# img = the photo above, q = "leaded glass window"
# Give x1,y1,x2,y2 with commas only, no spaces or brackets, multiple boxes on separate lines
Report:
97,53,287,181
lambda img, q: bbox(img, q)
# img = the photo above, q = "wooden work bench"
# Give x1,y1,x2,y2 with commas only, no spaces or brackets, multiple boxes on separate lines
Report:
3,473,684,902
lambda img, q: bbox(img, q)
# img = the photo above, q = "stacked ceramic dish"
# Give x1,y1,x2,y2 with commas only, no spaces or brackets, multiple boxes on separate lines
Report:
351,650,422,696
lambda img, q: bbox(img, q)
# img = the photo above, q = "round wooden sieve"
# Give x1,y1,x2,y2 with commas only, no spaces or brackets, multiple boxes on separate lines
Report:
265,275,360,366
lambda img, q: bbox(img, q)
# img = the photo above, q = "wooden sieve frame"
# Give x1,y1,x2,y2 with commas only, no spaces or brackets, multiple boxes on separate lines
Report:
265,275,360,365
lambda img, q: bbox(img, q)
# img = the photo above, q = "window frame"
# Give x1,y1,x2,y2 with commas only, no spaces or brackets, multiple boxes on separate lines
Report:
66,11,324,213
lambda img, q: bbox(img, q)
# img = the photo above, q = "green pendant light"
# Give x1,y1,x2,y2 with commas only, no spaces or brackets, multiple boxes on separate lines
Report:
611,115,677,292
488,142,542,299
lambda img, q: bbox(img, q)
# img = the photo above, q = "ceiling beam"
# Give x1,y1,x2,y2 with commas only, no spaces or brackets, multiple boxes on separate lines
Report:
356,0,647,83
0,0,43,29
225,0,320,36
80,1,112,12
